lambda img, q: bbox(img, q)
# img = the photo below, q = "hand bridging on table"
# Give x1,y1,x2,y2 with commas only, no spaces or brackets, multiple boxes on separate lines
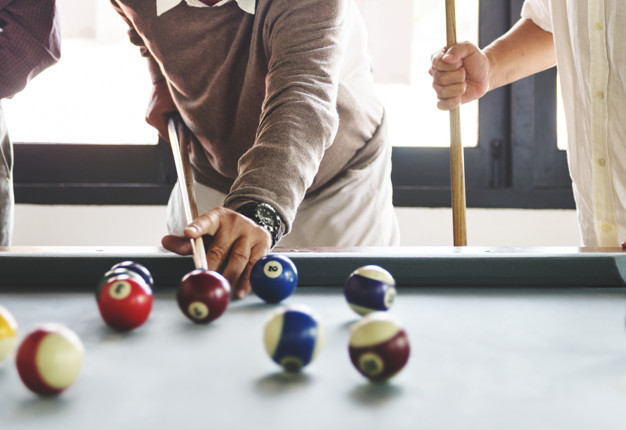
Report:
429,42,491,111
162,207,273,299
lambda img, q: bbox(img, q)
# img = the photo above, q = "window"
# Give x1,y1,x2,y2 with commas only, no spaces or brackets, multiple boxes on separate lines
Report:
4,0,154,144
357,0,478,148
6,0,173,205
7,0,573,209
389,0,573,209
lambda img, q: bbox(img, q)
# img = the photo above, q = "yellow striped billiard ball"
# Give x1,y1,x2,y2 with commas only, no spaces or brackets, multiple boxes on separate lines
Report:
0,305,18,364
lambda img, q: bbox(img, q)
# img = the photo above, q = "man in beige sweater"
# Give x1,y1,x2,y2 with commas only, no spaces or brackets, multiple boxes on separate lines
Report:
111,0,399,297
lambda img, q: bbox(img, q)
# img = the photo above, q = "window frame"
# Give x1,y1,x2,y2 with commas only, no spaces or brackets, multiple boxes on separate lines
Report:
13,0,574,209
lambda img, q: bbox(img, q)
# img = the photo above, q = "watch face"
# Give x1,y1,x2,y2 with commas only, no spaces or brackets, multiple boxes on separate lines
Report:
256,206,272,223
238,202,282,245
256,206,277,233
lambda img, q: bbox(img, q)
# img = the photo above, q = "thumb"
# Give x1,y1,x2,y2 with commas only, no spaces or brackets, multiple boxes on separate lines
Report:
442,42,479,66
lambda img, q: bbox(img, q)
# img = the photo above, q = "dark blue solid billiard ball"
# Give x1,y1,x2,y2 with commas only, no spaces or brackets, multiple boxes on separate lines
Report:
263,305,324,372
250,255,298,303
344,265,396,316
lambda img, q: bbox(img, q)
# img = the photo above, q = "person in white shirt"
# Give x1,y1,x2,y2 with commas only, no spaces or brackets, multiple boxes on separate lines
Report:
430,0,626,249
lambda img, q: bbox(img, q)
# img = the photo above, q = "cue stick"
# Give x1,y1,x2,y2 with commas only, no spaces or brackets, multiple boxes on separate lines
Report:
445,0,468,246
167,115,209,270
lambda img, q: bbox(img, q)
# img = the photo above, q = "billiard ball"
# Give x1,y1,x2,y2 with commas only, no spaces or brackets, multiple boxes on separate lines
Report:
348,312,410,382
263,305,324,372
96,275,153,331
16,324,84,396
177,269,230,324
97,267,148,296
344,265,396,316
250,254,298,303
110,261,154,289
0,305,18,364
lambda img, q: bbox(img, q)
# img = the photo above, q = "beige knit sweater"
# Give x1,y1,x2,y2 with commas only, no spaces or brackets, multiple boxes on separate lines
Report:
111,0,385,231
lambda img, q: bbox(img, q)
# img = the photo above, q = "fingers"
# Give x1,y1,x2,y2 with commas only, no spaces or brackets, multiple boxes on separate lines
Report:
161,234,193,255
220,238,252,298
178,207,273,299
430,42,488,111
146,80,177,140
430,47,465,111
223,242,267,300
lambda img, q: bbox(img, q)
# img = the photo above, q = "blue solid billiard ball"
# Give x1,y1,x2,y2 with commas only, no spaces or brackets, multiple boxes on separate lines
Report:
263,305,324,372
250,255,298,303
344,265,396,316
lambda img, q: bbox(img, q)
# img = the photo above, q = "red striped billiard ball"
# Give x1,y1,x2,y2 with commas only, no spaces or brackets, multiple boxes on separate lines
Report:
177,269,230,324
16,324,84,396
96,275,153,331
348,312,410,382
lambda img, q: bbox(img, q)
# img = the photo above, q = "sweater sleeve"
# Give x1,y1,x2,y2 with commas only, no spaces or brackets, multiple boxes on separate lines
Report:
0,0,60,99
224,0,348,232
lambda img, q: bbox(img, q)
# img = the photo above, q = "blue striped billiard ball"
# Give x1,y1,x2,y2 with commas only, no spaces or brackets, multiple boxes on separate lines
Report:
250,255,298,303
344,265,396,316
263,305,324,372
110,261,154,289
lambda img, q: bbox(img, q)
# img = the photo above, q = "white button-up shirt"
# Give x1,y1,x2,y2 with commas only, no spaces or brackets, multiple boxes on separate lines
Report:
156,0,255,16
522,0,626,247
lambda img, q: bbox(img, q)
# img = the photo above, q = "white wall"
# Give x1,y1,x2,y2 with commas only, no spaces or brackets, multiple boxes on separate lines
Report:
13,205,580,247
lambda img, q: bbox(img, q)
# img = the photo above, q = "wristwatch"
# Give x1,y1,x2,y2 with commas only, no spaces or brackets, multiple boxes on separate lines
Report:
236,202,283,247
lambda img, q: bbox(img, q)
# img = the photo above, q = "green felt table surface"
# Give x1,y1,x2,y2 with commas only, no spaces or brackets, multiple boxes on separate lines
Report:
2,286,626,430
1,246,626,429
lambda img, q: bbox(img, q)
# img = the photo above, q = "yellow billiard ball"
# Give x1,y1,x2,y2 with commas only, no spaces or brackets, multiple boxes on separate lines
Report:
0,305,18,364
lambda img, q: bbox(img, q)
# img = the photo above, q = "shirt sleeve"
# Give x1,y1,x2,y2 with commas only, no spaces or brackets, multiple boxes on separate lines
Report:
521,0,553,33
0,0,61,99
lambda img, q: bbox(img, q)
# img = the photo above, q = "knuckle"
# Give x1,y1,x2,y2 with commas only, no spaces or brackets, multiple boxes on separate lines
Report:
228,248,250,266
206,247,227,262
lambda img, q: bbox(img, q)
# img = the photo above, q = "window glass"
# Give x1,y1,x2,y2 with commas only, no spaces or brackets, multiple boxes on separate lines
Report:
556,79,567,150
3,1,155,144
5,0,479,147
358,0,479,147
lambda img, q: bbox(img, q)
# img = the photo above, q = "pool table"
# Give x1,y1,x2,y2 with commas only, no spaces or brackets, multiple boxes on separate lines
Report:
1,246,626,430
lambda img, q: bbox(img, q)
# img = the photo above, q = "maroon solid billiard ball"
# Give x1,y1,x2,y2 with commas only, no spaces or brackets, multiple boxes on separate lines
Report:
348,312,410,382
96,274,153,331
177,269,231,324
16,324,84,396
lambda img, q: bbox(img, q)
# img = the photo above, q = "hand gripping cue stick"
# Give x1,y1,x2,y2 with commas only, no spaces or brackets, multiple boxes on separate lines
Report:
167,115,209,270
445,0,468,246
